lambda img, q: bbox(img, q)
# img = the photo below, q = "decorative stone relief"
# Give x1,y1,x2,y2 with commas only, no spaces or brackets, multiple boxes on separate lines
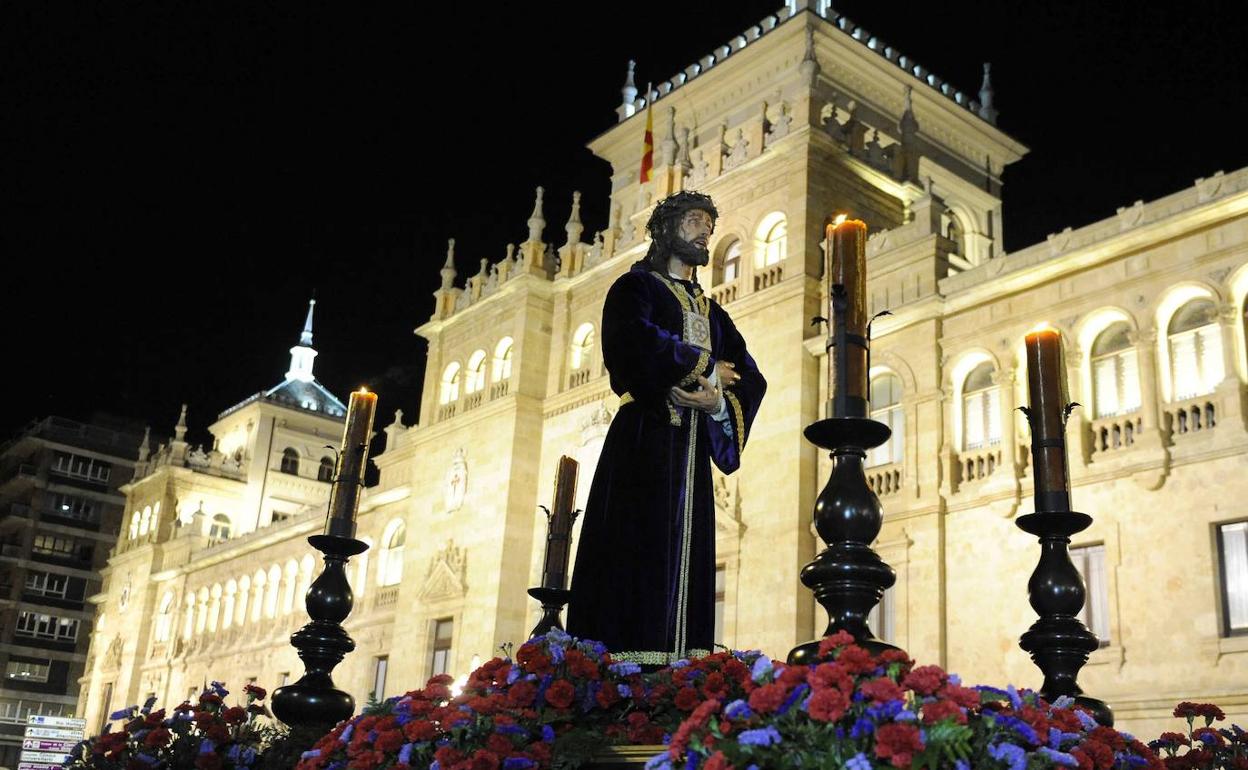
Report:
764,101,791,146
713,475,745,537
1196,171,1225,202
419,539,468,601
723,129,750,170
1046,227,1073,256
1116,200,1144,230
445,449,468,513
688,151,710,188
103,635,123,672
579,400,614,445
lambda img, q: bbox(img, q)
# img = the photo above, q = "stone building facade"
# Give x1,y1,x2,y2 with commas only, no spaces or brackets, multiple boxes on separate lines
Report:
78,3,1248,739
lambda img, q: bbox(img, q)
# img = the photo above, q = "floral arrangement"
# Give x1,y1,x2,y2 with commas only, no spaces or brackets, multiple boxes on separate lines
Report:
1148,702,1248,769
65,682,270,769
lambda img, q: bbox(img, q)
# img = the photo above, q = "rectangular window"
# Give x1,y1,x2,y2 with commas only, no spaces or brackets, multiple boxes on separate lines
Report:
24,570,70,599
1218,521,1248,636
5,659,51,683
51,452,111,483
1071,544,1110,647
713,565,726,644
32,534,75,558
372,656,389,701
52,493,98,522
14,611,80,642
429,618,454,678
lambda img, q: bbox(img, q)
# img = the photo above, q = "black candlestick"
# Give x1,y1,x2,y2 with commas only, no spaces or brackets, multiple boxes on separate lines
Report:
528,586,573,638
789,287,899,665
271,534,369,728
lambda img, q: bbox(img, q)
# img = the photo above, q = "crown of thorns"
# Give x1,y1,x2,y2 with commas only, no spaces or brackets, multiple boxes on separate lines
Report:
645,191,719,236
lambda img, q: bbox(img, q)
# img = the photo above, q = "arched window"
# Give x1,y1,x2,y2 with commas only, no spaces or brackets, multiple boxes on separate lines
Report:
235,576,250,627
154,591,175,642
493,338,514,381
150,502,160,535
139,506,152,536
716,238,742,285
868,374,904,467
1091,322,1140,418
465,350,487,394
264,566,281,619
571,323,596,370
755,215,787,268
128,511,141,540
281,561,298,615
1169,298,1224,400
962,362,1001,450
280,448,299,475
222,581,236,630
208,513,232,542
941,211,966,257
379,520,406,587
249,571,266,623
440,362,461,404
317,456,334,482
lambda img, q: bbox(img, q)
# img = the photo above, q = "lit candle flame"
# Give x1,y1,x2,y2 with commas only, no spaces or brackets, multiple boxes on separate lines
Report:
832,213,848,227
1027,323,1060,337
357,386,370,394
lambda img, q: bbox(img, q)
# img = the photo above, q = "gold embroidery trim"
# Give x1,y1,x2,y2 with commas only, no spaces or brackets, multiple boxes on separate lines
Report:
679,349,711,389
652,273,712,390
619,393,634,405
724,391,746,457
610,649,713,666
620,391,682,427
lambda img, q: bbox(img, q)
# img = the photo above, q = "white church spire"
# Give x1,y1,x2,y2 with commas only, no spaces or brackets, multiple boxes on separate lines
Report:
286,297,318,382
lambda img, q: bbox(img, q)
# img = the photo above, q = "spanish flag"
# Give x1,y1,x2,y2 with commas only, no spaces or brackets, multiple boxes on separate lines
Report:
639,88,654,184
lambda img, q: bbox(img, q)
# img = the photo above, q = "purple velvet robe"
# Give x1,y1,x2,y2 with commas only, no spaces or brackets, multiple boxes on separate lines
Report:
567,263,766,665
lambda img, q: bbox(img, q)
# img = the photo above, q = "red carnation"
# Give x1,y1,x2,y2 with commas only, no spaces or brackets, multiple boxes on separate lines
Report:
921,699,966,725
434,746,465,767
901,665,945,696
835,644,877,674
515,643,552,674
808,662,853,693
939,683,982,709
375,728,405,753
674,687,701,711
627,712,664,744
243,683,267,700
469,749,501,770
747,682,787,714
596,684,621,708
807,687,850,722
198,692,223,706
1081,739,1115,770
507,680,537,708
544,679,576,709
195,753,223,770
702,672,730,699
874,723,924,768
817,630,857,659
704,751,735,770
143,727,171,748
486,733,513,754
859,676,905,704
403,719,437,742
221,706,246,724
565,649,600,680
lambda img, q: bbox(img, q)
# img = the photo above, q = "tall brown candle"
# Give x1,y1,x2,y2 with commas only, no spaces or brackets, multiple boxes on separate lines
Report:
1024,327,1071,512
541,456,579,590
829,217,869,417
325,388,378,537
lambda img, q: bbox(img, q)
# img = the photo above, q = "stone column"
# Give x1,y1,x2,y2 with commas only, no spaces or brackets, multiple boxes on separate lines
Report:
1063,350,1090,465
1215,303,1246,428
992,363,1019,472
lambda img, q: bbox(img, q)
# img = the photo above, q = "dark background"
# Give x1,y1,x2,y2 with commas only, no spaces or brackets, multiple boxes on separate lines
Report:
5,1,1246,446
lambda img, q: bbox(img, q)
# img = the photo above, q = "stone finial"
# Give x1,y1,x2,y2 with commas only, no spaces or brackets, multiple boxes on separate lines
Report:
565,191,583,246
174,404,188,442
476,258,489,279
506,243,516,263
899,85,918,136
978,62,998,124
138,426,151,462
527,186,546,243
440,238,457,290
661,107,678,167
677,126,693,172
619,60,638,119
799,25,820,84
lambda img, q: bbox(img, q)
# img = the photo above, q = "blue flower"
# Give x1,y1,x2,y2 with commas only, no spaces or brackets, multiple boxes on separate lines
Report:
1074,709,1099,731
399,743,414,764
1051,695,1075,710
955,761,970,770
507,666,522,685
109,707,133,721
141,696,158,715
750,656,773,683
776,684,809,716
1038,747,1080,767
1006,684,1023,710
542,724,556,743
850,717,875,739
496,724,526,735
644,754,673,770
845,752,872,770
135,753,158,765
670,659,691,669
987,742,1027,770
738,726,782,746
549,644,566,664
504,758,537,770
895,709,917,722
339,723,354,743
300,750,322,760
610,661,642,676
210,681,228,697
948,674,961,686
997,715,1039,745
618,684,633,698
199,738,215,755
725,699,753,720
685,754,698,770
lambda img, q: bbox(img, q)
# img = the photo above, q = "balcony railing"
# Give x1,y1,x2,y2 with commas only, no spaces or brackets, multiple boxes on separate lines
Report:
1164,395,1217,441
708,281,739,305
866,463,902,497
1088,412,1143,457
373,584,399,610
753,264,784,291
958,444,1003,485
490,380,510,399
437,404,457,422
568,368,591,389
463,391,484,412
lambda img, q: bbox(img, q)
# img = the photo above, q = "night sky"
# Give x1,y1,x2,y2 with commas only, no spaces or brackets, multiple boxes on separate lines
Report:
5,1,1247,447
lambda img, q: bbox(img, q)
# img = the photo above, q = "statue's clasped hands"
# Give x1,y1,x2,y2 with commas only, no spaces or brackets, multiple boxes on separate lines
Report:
669,361,739,413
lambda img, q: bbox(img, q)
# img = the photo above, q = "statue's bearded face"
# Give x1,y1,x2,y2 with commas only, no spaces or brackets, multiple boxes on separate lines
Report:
670,208,715,266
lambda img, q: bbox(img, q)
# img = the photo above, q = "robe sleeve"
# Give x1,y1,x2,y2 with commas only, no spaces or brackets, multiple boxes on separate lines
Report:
705,302,767,474
602,272,717,404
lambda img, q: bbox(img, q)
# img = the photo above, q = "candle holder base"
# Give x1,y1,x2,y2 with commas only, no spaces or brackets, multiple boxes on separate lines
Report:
527,586,572,638
1015,510,1113,726
789,416,900,665
272,534,368,729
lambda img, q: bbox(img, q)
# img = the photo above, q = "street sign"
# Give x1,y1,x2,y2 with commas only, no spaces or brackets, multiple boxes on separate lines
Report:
20,713,85,770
